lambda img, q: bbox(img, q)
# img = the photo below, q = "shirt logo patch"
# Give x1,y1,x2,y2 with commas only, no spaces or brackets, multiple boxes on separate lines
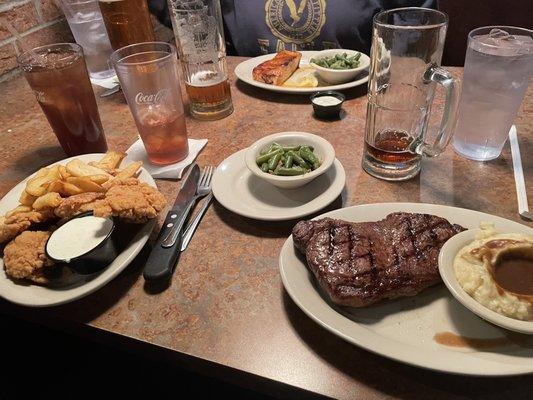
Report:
265,0,326,45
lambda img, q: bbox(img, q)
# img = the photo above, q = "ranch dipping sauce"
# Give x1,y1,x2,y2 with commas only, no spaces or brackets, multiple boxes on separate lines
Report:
312,95,342,107
46,215,114,262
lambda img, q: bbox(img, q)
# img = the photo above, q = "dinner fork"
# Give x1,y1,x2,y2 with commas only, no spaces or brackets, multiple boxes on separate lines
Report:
180,166,215,250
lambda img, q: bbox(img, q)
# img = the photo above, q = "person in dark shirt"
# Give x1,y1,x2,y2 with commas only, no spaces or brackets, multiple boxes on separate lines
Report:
149,0,438,56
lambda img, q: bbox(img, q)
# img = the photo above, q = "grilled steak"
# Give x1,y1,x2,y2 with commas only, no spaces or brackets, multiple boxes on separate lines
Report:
252,50,301,86
292,212,465,307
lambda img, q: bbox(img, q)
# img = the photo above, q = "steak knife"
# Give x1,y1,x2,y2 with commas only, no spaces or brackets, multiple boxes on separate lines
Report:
143,164,200,281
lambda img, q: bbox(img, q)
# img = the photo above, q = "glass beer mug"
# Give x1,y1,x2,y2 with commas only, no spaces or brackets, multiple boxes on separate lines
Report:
363,8,460,181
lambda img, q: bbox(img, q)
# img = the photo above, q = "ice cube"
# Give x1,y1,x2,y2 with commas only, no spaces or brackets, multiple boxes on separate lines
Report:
472,30,533,56
488,28,513,40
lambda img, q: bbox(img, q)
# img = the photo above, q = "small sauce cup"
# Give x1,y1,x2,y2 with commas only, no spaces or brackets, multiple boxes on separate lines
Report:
310,91,345,119
45,212,118,275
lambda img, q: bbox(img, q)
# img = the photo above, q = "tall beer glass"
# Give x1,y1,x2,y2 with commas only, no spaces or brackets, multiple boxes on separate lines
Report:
363,8,460,181
168,0,233,120
98,0,155,50
18,43,108,156
111,42,189,165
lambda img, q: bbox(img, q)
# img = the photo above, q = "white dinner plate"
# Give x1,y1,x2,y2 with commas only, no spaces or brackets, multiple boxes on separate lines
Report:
212,149,345,221
0,154,157,307
279,203,533,376
234,51,369,94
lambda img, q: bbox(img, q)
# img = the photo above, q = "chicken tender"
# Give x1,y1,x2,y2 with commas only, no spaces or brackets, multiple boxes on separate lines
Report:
0,210,55,244
54,192,107,219
98,179,167,223
54,180,166,223
3,231,55,284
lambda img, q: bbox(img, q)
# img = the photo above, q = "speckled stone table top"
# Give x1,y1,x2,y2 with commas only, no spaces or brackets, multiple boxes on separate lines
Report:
0,57,532,399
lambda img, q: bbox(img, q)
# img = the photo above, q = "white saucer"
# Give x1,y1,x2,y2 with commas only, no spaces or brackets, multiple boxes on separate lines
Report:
212,149,345,221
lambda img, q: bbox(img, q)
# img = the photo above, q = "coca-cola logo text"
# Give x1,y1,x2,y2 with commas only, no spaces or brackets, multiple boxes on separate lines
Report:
135,89,170,105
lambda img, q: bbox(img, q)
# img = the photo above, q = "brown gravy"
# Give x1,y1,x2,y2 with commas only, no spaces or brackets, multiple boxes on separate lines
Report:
433,331,530,349
493,256,533,296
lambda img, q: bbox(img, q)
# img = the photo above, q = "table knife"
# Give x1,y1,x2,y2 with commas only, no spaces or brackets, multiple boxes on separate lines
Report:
143,164,200,281
509,125,532,221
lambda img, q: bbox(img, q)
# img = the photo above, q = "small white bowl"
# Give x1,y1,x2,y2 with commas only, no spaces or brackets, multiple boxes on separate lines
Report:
310,49,370,85
244,131,335,189
439,229,533,335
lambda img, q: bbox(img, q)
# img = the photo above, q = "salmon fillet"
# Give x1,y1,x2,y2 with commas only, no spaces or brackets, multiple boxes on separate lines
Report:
252,51,302,86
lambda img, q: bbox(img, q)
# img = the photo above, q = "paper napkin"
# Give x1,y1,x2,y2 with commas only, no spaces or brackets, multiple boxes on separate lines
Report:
126,138,208,179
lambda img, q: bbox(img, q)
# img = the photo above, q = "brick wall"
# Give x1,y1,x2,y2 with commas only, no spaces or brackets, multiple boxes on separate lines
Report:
0,0,173,82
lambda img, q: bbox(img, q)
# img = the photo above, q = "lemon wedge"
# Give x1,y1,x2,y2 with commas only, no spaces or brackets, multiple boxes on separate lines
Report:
283,67,319,88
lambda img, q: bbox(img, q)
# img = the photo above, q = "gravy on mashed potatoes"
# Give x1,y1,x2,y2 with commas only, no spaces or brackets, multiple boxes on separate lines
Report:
454,223,533,321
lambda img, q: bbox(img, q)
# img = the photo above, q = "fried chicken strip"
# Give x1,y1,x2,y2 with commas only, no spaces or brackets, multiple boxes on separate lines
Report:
54,179,166,223
3,231,55,284
54,192,107,219
0,210,55,244
97,178,167,223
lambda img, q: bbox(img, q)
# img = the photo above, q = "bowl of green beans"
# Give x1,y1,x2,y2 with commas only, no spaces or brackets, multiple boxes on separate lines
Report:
245,131,335,189
310,49,370,84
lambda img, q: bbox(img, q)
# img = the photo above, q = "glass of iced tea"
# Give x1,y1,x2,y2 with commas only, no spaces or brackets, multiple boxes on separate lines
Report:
18,43,108,156
110,42,189,165
363,8,460,181
168,0,233,120
98,0,155,50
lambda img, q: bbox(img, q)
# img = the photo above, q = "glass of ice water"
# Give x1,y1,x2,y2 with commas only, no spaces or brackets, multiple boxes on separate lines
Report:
59,0,115,80
453,26,533,161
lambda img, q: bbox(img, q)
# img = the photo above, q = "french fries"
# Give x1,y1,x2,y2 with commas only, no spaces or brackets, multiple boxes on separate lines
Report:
25,166,61,196
59,165,71,179
9,151,143,219
114,161,143,180
66,159,112,178
32,192,62,210
89,151,126,171
87,174,109,184
66,176,105,192
19,190,37,206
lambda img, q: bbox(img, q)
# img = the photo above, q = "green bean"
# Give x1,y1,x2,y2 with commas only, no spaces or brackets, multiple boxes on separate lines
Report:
268,152,282,171
300,147,320,169
276,166,307,176
284,153,293,168
258,142,321,175
289,150,311,169
281,145,300,152
256,148,282,165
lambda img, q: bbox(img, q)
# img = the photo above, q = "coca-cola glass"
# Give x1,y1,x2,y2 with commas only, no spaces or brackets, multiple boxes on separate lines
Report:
110,42,189,165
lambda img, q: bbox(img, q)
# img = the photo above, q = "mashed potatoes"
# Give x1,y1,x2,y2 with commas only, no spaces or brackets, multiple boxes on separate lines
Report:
454,223,533,321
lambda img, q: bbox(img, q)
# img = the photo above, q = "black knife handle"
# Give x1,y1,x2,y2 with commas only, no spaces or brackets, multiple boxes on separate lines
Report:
143,237,182,281
143,209,187,281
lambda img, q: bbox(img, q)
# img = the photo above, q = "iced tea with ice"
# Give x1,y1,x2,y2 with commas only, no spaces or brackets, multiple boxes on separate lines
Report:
18,43,108,156
111,42,188,165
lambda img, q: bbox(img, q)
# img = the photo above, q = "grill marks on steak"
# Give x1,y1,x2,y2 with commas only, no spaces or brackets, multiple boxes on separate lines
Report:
292,212,465,307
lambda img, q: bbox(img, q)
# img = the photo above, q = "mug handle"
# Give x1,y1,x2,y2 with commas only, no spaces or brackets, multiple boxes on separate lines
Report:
416,65,461,157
